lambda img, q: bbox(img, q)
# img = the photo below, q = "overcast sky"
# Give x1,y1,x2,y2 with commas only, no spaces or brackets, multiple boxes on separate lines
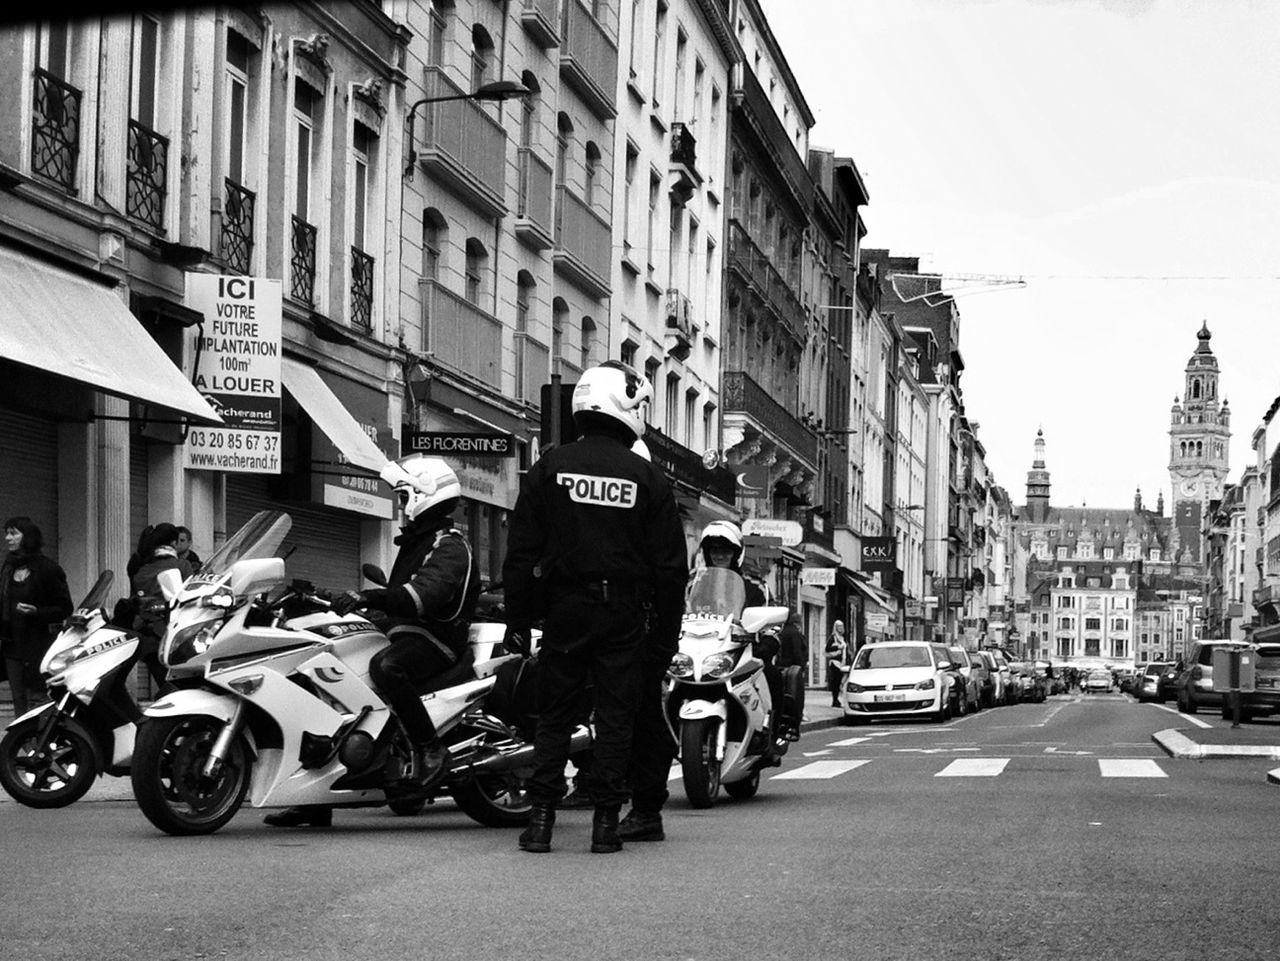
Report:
760,0,1280,510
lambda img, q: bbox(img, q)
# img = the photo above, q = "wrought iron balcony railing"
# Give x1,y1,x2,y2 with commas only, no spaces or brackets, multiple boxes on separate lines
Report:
290,215,318,306
220,179,255,275
725,219,806,344
721,370,817,465
420,279,502,385
31,68,81,190
126,119,169,230
350,247,374,331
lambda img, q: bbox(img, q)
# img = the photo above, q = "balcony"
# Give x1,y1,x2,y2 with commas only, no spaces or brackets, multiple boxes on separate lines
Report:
731,64,813,212
126,120,169,231
30,68,80,191
1255,584,1279,610
220,179,255,275
726,219,806,345
721,370,817,466
516,147,554,250
559,0,618,120
553,184,611,299
417,67,507,217
520,0,560,47
665,288,694,361
420,279,502,386
290,215,317,306
350,248,374,332
514,332,549,405
669,122,701,207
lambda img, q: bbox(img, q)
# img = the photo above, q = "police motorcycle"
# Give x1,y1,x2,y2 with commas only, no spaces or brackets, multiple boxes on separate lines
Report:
0,571,144,807
129,509,571,835
666,567,792,808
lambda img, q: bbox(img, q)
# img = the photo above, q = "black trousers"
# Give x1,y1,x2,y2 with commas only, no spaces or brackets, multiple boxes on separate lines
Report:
627,649,677,814
369,629,456,746
528,589,645,808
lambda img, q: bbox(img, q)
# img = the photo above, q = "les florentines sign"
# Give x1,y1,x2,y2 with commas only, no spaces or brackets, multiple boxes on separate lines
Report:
404,431,517,458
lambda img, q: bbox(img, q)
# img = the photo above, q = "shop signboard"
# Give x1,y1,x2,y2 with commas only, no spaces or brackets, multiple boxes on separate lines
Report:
866,612,891,632
860,536,896,571
743,518,803,547
309,372,396,518
184,275,282,473
404,431,516,457
800,567,837,587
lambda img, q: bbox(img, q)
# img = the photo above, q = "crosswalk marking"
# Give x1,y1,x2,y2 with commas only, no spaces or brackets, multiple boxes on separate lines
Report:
1098,759,1166,778
772,759,872,780
935,758,1009,777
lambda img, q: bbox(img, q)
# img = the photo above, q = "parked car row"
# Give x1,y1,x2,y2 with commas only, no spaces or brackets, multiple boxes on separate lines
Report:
840,641,1047,725
1169,638,1280,722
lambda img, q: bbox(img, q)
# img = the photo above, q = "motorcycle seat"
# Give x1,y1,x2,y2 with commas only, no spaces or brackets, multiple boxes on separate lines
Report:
419,649,476,694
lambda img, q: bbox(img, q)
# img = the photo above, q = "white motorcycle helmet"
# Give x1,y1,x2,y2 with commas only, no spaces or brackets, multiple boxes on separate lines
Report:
572,361,653,440
384,453,461,522
699,520,745,570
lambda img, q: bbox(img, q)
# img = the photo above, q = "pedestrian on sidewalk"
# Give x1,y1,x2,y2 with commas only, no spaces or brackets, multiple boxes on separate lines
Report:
825,620,848,708
1,517,72,717
175,526,202,572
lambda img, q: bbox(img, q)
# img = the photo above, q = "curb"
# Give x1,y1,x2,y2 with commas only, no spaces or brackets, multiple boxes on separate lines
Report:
1269,768,1280,786
1152,728,1280,761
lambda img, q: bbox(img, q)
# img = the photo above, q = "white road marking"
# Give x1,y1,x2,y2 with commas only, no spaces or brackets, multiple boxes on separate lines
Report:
935,758,1009,777
772,759,872,780
895,747,980,754
1153,703,1213,729
1044,747,1092,756
803,749,834,757
1099,759,1166,778
827,736,870,747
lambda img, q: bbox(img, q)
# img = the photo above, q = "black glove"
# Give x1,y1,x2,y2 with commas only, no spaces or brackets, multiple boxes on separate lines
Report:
503,625,532,658
331,590,366,616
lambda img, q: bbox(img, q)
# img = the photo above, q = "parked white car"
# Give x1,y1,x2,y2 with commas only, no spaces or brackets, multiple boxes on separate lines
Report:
842,641,956,724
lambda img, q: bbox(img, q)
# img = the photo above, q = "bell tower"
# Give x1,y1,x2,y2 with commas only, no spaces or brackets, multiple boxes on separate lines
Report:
1025,428,1051,523
1168,321,1231,507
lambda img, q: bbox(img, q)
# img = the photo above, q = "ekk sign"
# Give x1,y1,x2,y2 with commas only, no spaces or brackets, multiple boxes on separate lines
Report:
860,536,897,571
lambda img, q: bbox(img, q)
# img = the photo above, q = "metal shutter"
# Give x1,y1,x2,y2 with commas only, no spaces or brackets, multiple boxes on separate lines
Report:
129,437,150,550
225,475,362,592
0,409,59,555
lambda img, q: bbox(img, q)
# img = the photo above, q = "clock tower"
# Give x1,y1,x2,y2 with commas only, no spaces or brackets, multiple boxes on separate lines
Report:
1168,321,1230,509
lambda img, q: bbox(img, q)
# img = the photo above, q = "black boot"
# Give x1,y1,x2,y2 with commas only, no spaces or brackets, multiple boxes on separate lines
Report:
617,809,664,842
591,805,622,854
519,803,555,853
263,805,333,828
403,740,450,789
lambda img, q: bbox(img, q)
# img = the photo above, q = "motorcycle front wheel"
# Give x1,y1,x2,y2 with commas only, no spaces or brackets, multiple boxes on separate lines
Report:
0,715,98,808
131,715,251,836
724,769,760,800
680,717,722,809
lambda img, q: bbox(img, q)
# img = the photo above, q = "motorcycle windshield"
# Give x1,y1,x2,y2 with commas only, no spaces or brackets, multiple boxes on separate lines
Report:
685,568,747,619
195,510,293,579
77,570,115,613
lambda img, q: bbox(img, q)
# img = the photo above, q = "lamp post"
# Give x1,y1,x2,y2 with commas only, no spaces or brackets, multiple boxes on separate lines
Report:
404,79,530,178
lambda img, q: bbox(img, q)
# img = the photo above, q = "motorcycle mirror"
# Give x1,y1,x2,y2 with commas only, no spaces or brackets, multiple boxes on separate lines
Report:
362,563,389,587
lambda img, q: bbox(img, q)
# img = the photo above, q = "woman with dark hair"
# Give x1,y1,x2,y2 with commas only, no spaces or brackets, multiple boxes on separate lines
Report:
1,516,72,716
129,522,186,687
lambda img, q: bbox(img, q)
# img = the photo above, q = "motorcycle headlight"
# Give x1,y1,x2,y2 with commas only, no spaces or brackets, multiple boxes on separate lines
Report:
45,648,81,675
701,652,737,679
915,677,936,691
669,653,694,678
166,618,222,666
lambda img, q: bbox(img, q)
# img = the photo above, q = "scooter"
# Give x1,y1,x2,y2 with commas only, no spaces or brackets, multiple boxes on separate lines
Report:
129,510,574,836
665,567,792,808
0,571,144,807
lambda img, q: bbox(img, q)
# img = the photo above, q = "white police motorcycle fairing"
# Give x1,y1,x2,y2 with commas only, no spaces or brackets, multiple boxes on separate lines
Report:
666,567,791,808
129,510,572,836
0,572,144,807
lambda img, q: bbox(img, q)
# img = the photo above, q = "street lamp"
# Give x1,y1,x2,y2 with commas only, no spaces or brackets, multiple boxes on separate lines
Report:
404,79,530,177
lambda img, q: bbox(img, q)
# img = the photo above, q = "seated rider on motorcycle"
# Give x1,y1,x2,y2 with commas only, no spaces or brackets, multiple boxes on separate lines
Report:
696,522,796,739
264,455,480,829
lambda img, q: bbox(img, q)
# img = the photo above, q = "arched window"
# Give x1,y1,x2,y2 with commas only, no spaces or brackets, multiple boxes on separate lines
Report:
1179,441,1187,457
581,316,596,369
584,141,601,210
1191,378,1201,399
515,270,535,333
515,271,536,399
422,207,447,281
552,298,569,372
555,113,573,187
1196,441,1203,457
464,237,487,304
470,25,493,92
519,71,540,149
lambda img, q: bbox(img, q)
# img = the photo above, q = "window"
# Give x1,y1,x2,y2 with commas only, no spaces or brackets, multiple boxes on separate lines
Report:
665,374,679,436
552,299,568,369
584,141,601,210
627,0,641,79
293,81,318,223
515,272,536,399
351,123,372,254
621,340,638,369
464,238,487,304
470,25,493,93
652,1,667,107
555,113,572,187
131,13,161,130
37,20,71,78
692,58,705,129
644,359,660,423
1058,617,1072,631
128,13,167,229
623,143,638,247
581,317,596,369
290,75,323,305
684,389,697,448
422,208,445,281
225,31,250,186
648,170,661,265
673,29,687,119
1085,618,1101,631
1057,546,1068,560
428,2,446,67
220,27,259,273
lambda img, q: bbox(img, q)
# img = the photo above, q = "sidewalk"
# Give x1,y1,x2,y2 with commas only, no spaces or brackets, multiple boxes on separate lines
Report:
1153,718,1280,762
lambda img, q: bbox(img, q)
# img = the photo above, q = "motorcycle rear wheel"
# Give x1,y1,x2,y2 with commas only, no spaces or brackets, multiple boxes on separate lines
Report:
681,718,721,809
0,716,98,808
451,771,532,827
132,715,251,836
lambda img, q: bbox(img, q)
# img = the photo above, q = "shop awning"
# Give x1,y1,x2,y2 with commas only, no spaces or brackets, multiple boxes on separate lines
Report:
842,571,894,610
1251,623,1280,645
281,358,388,475
0,245,222,423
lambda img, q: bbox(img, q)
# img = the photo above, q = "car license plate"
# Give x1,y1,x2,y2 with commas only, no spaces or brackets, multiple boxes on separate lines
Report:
873,693,906,702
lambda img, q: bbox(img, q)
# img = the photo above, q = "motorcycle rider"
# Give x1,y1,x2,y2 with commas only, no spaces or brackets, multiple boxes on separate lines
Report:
265,455,479,829
504,361,687,854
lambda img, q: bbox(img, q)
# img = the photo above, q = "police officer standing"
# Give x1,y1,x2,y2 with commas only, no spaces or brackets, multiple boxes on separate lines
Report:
504,361,687,854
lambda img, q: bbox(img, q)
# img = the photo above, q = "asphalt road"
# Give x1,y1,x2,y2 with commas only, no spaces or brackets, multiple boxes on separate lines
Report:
2,692,1277,961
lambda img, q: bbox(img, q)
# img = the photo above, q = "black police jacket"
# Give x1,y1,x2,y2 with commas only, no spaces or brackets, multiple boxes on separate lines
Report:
503,431,688,649
366,517,480,655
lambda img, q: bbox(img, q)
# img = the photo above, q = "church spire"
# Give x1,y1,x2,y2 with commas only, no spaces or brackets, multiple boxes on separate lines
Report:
1026,428,1051,523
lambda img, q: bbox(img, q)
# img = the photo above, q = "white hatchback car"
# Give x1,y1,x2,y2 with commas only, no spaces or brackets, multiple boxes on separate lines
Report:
842,641,955,723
